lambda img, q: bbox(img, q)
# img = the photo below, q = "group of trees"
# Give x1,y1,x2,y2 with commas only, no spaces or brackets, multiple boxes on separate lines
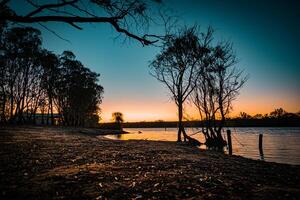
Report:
1,1,249,144
1,0,167,127
0,26,103,126
0,0,169,128
150,27,247,148
238,108,300,120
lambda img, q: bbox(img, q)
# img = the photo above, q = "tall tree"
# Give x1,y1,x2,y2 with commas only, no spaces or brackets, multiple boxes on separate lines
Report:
149,27,207,142
40,50,60,125
0,26,104,126
1,26,43,123
55,51,103,126
192,40,247,149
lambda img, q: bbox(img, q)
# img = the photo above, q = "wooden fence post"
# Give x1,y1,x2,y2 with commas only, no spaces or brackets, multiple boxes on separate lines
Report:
227,130,232,155
259,134,263,158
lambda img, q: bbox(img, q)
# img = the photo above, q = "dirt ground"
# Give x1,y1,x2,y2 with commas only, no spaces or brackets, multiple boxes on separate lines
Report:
0,126,299,199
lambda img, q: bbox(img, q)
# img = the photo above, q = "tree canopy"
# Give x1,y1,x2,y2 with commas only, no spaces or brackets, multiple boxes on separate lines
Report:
0,26,104,126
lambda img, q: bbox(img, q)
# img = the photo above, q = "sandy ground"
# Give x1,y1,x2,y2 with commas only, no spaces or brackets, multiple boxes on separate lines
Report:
0,126,299,199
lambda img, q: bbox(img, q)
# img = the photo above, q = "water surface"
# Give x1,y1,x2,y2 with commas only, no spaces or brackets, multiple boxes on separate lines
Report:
105,127,300,165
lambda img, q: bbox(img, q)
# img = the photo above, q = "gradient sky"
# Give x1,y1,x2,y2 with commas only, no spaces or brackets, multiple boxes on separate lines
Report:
10,0,300,122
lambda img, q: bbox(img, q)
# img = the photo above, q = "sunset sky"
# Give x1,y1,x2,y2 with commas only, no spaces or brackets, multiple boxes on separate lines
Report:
11,0,300,122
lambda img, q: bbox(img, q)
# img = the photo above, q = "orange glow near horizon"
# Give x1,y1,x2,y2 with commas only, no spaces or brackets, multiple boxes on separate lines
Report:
101,104,300,123
100,91,300,122
101,99,176,122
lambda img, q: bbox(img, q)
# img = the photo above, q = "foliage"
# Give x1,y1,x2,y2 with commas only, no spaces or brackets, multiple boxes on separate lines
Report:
239,112,252,119
269,108,286,118
55,51,103,126
0,27,43,123
112,112,124,130
0,26,104,126
112,112,124,124
239,108,299,120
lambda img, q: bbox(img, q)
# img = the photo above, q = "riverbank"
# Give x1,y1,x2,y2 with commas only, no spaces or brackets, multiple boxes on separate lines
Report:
100,118,300,129
0,126,299,199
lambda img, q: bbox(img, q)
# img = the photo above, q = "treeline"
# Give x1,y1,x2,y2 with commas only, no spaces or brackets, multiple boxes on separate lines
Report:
100,108,300,128
0,26,103,126
238,108,299,120
102,119,300,129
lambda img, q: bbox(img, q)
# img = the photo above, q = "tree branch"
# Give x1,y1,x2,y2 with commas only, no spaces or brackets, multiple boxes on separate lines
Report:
5,15,158,45
25,0,79,17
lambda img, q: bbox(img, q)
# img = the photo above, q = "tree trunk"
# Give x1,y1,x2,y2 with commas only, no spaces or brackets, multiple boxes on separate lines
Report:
50,97,54,125
0,92,6,123
41,110,44,125
46,104,50,125
177,100,188,142
9,87,13,121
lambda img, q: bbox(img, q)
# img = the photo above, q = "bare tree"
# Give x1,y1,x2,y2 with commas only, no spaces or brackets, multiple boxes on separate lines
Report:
1,0,165,46
149,27,207,143
192,39,247,149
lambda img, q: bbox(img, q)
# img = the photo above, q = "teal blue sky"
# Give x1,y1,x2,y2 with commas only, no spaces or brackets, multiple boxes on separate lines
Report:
9,0,300,121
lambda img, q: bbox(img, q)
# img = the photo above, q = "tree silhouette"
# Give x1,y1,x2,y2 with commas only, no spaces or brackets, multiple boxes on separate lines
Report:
112,112,124,130
253,113,263,119
1,0,164,46
55,51,104,126
270,108,286,118
192,34,247,149
239,112,252,119
0,26,104,126
149,27,204,143
0,27,43,123
40,50,60,125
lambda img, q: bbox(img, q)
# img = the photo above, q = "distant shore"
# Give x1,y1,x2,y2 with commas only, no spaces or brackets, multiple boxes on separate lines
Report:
100,118,300,129
0,126,299,199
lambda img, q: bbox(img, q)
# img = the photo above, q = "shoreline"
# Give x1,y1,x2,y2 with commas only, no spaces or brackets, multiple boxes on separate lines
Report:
100,119,300,129
0,126,299,199
104,137,299,167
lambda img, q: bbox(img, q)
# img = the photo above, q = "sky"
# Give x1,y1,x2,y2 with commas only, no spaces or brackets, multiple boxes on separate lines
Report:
10,0,300,122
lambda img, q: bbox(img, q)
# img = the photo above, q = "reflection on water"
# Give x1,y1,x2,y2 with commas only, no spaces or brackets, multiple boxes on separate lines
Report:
105,127,300,165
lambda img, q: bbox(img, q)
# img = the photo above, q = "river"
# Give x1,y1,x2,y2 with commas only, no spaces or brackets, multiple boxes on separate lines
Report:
105,127,300,165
